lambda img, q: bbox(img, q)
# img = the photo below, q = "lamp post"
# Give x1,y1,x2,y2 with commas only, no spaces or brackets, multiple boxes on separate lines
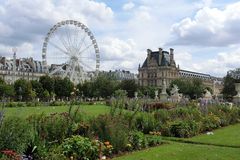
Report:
18,87,22,102
12,47,17,83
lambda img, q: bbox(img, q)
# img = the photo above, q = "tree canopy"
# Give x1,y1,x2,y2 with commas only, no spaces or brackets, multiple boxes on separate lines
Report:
170,78,205,99
222,74,237,100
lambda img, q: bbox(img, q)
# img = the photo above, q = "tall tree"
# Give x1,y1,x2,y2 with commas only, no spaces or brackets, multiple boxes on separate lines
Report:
92,75,119,98
14,79,32,101
119,80,138,98
170,78,205,99
54,77,74,98
0,83,15,99
222,74,237,100
30,80,44,98
39,75,54,94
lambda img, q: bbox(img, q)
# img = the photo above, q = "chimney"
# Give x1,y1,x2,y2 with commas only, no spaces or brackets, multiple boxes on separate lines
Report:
147,49,152,63
158,48,163,66
170,48,174,54
159,48,163,53
170,48,174,62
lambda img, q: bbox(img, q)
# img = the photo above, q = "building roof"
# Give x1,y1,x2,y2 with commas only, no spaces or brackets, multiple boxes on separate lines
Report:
141,50,171,68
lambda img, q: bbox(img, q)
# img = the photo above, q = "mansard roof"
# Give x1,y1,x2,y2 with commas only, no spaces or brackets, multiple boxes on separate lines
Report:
141,50,170,68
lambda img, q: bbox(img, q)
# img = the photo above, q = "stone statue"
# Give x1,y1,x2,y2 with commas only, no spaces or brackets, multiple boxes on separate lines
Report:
233,83,240,105
170,84,179,96
161,79,167,94
204,89,212,99
170,84,181,102
160,79,168,102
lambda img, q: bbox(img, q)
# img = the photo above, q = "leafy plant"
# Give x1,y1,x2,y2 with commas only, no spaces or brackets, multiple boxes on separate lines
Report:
61,135,98,160
90,114,129,153
170,120,200,138
146,135,162,147
0,117,33,154
128,131,148,150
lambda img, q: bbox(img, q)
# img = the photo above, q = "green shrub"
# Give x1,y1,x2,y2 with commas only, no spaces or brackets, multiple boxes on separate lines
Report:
72,122,90,136
154,110,170,123
201,113,221,131
61,135,98,160
170,106,202,121
135,113,159,134
26,101,41,107
5,102,17,108
49,101,66,106
170,120,200,138
17,102,27,107
0,117,33,153
90,114,129,153
128,131,148,150
37,145,67,160
28,113,72,144
146,135,162,147
160,122,172,136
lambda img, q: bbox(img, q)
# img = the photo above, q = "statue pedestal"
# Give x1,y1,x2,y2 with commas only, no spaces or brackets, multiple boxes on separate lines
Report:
160,93,168,103
234,83,240,106
171,94,181,103
233,96,240,105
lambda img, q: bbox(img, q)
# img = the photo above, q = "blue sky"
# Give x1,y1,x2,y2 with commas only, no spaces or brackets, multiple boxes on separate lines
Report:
0,0,240,77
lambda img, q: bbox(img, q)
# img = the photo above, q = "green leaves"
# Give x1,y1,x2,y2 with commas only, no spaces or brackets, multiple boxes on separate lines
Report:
61,135,98,160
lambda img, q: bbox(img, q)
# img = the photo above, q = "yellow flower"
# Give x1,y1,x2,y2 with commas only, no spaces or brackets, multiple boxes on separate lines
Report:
126,143,132,147
107,145,113,149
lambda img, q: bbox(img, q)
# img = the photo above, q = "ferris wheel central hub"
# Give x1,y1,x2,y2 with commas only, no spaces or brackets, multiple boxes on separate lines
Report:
70,56,78,62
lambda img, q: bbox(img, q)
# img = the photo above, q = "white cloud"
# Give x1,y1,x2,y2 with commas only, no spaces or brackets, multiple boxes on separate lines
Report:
123,2,135,11
99,37,145,72
0,0,114,46
175,48,240,77
170,1,240,46
0,22,13,37
174,51,192,67
195,0,213,8
0,42,35,58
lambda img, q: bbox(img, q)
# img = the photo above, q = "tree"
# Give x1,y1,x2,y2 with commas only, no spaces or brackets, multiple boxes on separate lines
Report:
77,75,119,98
39,75,54,94
0,83,15,99
189,78,205,99
119,80,138,98
222,74,237,100
138,86,156,98
30,80,44,99
170,78,205,99
14,79,32,101
54,77,74,98
92,75,119,98
169,78,189,95
43,90,50,102
77,81,94,98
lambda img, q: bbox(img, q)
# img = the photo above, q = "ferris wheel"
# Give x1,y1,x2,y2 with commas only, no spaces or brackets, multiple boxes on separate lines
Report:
42,20,100,84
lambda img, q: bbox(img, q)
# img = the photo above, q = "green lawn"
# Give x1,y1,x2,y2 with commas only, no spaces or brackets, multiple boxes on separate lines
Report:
186,123,240,147
114,142,240,160
115,123,240,160
3,104,110,118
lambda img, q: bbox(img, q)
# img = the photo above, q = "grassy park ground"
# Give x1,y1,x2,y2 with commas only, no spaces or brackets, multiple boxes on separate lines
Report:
114,123,240,160
186,123,240,147
2,104,240,159
114,142,240,160
3,104,110,118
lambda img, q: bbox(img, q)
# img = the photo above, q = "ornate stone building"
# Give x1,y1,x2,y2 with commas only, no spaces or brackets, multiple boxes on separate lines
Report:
138,48,223,95
0,56,45,84
100,70,137,81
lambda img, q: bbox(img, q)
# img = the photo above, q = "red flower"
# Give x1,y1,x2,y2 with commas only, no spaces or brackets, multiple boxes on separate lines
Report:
1,149,21,160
